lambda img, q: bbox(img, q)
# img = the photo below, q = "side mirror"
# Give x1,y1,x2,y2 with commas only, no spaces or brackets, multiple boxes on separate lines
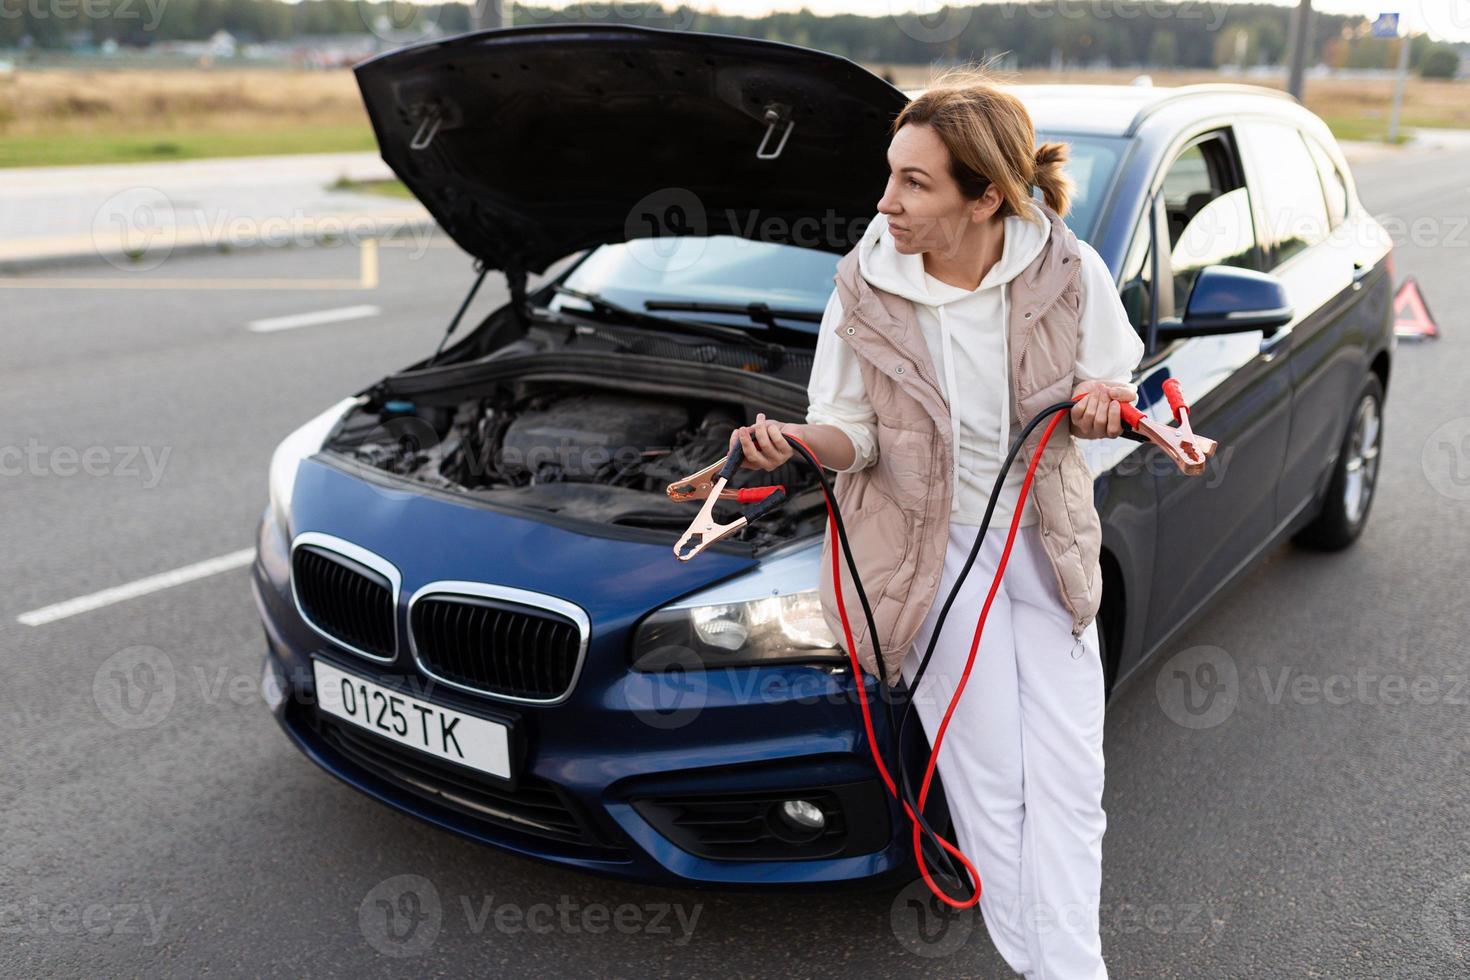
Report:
1155,265,1293,342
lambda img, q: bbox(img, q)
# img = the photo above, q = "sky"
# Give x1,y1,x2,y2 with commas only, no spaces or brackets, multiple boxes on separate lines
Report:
566,0,1470,43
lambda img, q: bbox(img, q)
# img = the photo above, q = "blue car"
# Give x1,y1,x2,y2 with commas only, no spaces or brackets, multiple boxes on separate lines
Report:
253,25,1394,889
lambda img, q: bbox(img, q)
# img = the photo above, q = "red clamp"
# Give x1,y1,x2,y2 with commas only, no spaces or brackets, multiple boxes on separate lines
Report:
1116,378,1218,476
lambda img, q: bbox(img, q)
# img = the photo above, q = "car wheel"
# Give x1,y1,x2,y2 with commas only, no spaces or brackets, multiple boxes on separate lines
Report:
1293,373,1383,551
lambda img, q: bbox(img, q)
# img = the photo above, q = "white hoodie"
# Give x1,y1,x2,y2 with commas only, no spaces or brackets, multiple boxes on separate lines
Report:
805,202,1146,528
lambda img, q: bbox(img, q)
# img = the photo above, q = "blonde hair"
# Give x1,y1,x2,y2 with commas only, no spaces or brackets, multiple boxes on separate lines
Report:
893,61,1075,224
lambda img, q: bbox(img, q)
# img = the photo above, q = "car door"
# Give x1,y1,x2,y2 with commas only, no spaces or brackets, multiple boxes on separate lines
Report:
1236,120,1385,523
1119,127,1294,651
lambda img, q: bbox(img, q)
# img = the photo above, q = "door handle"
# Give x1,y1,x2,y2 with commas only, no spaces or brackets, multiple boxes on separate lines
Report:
1352,260,1371,291
1260,328,1290,362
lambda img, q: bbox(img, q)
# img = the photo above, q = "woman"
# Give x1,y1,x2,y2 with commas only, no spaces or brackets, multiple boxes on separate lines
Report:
729,68,1144,978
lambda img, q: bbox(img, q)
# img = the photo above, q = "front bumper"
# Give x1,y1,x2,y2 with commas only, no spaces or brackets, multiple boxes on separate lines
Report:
252,503,930,891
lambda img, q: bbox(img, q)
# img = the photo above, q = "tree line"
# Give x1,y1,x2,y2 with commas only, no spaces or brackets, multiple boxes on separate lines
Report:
0,0,1460,77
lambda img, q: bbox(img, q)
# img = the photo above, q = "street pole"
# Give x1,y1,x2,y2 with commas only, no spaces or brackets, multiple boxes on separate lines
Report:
1387,20,1411,144
1286,0,1313,100
473,0,511,30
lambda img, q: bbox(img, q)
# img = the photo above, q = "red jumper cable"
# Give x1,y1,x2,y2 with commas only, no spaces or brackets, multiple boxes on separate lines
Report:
669,382,1217,908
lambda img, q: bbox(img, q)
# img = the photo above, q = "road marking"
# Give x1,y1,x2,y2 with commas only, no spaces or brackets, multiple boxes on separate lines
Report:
17,548,255,626
248,304,381,333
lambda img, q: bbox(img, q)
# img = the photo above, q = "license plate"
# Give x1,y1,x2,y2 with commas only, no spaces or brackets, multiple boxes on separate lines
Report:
313,659,512,780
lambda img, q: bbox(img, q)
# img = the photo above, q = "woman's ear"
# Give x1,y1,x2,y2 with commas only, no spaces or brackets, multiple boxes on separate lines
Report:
969,184,1003,224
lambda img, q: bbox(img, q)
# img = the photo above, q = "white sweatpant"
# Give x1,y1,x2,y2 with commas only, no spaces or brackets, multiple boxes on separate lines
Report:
899,519,1108,979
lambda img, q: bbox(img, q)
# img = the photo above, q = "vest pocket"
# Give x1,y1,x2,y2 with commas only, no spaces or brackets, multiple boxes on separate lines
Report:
874,418,933,510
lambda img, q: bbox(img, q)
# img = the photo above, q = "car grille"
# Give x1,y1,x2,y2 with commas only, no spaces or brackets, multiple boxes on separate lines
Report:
314,714,614,849
292,545,396,660
410,594,583,702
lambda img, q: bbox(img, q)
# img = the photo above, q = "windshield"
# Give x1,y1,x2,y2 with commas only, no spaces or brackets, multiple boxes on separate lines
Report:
551,236,840,336
550,134,1123,336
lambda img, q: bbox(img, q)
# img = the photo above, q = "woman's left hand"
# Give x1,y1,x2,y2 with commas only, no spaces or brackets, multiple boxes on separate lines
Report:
1070,379,1137,439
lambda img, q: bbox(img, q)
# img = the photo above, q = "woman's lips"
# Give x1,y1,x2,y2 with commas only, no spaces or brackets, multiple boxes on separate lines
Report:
890,223,909,236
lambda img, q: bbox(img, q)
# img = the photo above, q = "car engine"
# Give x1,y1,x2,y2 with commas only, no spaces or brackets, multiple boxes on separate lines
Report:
327,382,822,548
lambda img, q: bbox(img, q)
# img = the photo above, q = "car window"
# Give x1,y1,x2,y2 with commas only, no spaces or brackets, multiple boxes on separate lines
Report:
1120,130,1258,333
1033,132,1126,242
1302,132,1349,229
1239,119,1330,268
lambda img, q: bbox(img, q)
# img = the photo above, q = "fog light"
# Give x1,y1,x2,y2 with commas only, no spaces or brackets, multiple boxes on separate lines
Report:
779,799,826,831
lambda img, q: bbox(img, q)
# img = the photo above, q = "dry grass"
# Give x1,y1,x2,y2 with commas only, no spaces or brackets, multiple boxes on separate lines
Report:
0,64,1462,166
0,67,368,137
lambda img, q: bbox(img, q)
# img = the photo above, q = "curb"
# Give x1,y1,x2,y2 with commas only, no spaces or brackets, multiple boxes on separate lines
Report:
0,210,442,276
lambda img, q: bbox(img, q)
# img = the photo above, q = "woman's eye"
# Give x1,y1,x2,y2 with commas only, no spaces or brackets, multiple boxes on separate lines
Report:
907,178,922,190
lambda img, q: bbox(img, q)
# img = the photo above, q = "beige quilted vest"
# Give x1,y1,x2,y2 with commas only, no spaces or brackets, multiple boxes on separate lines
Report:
816,200,1103,687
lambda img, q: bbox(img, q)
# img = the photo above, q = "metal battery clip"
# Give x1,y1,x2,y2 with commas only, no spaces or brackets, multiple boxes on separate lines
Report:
1117,378,1218,476
669,439,788,561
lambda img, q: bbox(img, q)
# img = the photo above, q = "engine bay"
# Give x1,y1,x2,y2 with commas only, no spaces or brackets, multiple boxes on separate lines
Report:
323,372,827,551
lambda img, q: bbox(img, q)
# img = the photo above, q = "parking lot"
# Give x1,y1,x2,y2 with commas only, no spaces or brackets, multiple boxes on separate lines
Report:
3,138,1469,976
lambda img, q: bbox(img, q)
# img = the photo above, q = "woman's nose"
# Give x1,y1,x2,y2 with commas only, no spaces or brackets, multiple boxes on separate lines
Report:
876,180,899,215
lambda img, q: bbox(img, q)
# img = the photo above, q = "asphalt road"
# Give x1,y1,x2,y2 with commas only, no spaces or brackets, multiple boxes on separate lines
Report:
3,142,1469,978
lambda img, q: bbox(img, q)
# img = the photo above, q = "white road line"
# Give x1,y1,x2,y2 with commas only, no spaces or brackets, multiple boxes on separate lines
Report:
247,304,381,333
17,548,255,627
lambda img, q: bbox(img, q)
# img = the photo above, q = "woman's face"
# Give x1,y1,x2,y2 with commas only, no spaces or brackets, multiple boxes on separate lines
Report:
876,121,1001,257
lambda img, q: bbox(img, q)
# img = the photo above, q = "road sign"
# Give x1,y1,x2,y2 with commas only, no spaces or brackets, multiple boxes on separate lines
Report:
1393,276,1440,341
1371,13,1400,38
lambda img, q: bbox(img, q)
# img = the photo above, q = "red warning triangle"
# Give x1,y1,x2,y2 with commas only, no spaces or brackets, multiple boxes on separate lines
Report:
1394,275,1439,340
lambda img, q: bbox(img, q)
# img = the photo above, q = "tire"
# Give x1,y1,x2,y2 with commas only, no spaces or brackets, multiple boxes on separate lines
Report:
1293,373,1383,551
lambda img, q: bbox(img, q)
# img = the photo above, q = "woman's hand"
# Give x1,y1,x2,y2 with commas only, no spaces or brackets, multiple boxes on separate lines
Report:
728,413,801,471
1070,380,1137,439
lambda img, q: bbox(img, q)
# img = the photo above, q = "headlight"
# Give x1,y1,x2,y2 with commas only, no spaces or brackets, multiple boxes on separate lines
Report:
267,397,360,530
630,543,845,671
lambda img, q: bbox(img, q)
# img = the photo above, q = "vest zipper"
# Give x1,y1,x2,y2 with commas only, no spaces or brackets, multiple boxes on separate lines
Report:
848,309,948,408
844,306,948,637
1013,253,1086,639
1012,254,1082,434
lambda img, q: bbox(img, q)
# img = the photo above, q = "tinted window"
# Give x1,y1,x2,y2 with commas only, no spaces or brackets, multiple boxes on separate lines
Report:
1302,132,1349,229
1122,131,1258,330
1241,120,1330,267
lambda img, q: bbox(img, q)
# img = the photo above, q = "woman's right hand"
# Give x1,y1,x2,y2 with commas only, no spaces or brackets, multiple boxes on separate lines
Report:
728,413,800,471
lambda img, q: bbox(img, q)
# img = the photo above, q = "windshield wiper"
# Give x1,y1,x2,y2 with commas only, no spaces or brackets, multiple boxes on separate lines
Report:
645,299,819,346
644,300,821,326
550,285,783,354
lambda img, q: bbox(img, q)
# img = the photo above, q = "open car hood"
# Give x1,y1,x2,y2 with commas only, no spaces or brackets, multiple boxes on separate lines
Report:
354,24,908,275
